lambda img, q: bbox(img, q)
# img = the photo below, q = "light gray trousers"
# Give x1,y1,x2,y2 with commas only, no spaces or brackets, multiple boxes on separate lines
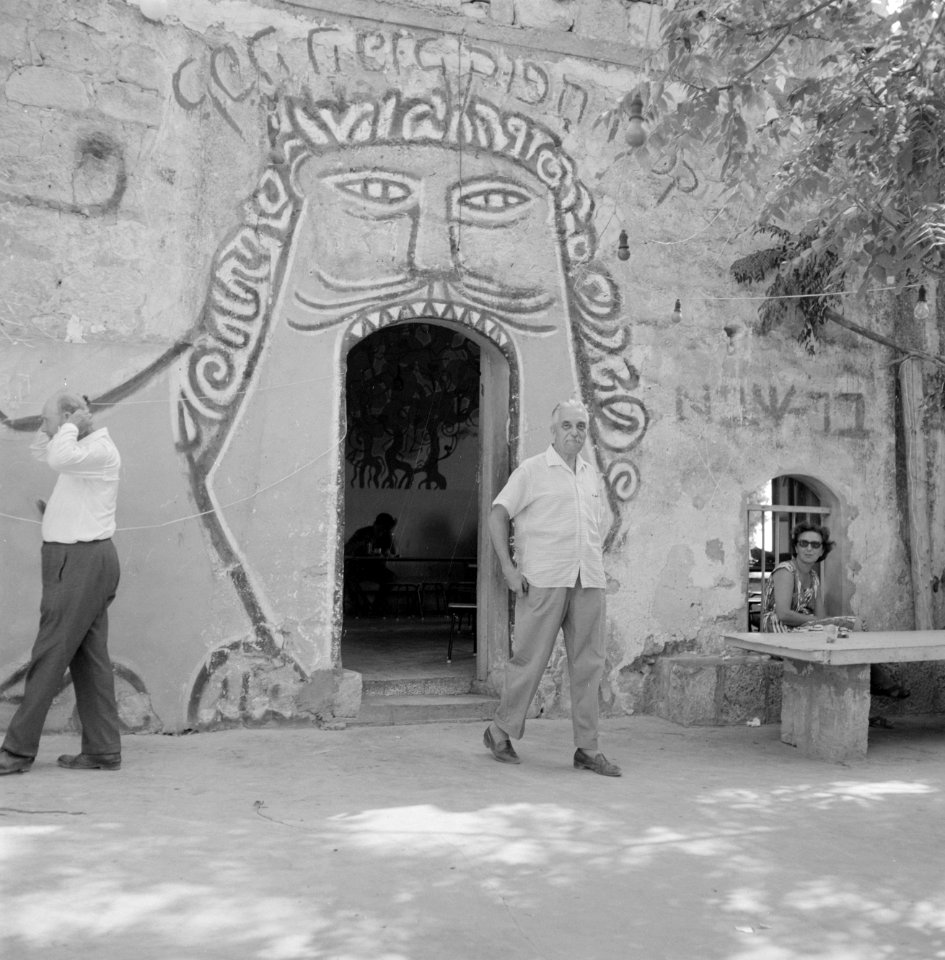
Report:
493,581,605,753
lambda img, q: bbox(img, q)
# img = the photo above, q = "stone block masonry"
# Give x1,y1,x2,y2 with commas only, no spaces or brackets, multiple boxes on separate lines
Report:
646,654,783,727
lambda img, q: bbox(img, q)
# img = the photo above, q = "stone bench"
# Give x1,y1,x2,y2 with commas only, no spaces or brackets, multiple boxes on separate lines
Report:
646,653,783,727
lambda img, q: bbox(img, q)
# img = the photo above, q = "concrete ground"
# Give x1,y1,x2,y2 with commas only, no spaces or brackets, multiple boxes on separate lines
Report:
2,714,944,960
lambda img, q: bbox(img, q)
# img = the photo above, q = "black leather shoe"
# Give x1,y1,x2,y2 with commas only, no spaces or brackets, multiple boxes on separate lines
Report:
0,748,33,775
483,726,520,764
57,753,121,771
573,749,622,777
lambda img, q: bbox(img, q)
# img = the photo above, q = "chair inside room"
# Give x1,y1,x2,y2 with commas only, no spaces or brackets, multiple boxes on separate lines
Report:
446,580,477,663
389,580,424,618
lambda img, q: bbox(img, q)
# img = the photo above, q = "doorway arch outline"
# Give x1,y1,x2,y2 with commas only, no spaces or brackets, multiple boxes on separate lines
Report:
336,313,520,682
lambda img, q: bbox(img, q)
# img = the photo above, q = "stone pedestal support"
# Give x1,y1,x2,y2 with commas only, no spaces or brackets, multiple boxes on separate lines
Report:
780,660,871,762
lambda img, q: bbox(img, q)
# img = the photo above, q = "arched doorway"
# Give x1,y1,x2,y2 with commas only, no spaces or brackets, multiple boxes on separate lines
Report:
747,474,844,629
340,321,510,682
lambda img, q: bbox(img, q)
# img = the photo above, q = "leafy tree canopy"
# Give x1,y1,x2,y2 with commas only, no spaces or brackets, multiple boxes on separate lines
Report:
612,0,944,304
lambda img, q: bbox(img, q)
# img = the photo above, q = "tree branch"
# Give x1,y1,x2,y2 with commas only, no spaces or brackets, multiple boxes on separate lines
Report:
892,0,945,76
737,25,792,79
824,305,945,367
744,0,838,38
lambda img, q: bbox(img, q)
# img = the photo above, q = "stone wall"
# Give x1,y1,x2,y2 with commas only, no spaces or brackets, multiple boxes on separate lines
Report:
0,0,924,732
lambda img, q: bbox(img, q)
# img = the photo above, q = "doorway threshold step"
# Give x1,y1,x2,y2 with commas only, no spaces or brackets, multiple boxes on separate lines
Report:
362,675,476,697
351,693,499,726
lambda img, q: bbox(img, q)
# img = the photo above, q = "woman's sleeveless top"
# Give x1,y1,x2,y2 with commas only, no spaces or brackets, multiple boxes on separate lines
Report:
760,560,819,633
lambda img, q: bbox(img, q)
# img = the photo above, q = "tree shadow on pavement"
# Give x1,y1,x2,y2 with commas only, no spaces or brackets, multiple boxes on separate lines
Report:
1,718,943,960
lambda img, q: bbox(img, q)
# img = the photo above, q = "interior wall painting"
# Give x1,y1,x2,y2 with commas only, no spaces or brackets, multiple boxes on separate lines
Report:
345,324,481,490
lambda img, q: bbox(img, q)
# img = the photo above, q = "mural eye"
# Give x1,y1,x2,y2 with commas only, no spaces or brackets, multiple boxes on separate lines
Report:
451,179,536,226
459,186,530,213
332,175,414,208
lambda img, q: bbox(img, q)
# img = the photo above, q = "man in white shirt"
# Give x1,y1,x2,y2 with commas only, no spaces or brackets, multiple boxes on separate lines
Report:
483,399,621,777
0,392,123,775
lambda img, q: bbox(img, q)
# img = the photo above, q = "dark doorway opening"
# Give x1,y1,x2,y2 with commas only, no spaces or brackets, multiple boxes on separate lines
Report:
341,322,482,678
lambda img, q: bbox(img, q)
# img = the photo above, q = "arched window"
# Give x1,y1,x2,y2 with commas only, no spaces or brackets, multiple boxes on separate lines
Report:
747,476,835,630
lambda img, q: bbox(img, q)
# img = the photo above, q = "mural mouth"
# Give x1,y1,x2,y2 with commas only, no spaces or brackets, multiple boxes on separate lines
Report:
292,295,558,347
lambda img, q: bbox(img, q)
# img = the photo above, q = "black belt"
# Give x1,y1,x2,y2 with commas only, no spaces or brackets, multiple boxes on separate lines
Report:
43,538,112,545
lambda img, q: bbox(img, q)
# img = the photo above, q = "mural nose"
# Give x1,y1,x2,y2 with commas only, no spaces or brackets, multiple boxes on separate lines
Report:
411,213,456,276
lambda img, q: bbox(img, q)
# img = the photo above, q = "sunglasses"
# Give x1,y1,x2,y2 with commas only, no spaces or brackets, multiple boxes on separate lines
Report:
796,539,824,549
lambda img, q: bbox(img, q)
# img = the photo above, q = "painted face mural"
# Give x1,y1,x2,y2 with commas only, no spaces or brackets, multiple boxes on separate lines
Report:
173,92,647,716
179,91,645,496
284,144,565,337
0,89,647,729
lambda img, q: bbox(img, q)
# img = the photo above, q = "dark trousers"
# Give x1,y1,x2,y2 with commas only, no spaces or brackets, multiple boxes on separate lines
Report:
345,560,395,615
3,539,121,759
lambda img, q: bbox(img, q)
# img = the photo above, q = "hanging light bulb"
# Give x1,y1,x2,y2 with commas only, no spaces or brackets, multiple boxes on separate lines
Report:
138,0,169,20
670,299,682,323
617,229,630,261
624,94,646,148
724,322,744,355
914,285,931,321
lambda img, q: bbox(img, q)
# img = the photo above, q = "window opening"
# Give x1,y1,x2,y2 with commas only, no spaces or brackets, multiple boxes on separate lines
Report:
747,478,830,631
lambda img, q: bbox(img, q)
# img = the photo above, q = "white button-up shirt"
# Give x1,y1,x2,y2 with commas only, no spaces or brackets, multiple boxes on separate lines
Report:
31,424,121,543
493,445,606,588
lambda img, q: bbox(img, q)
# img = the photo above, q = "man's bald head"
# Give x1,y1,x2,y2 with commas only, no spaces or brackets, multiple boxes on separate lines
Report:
41,391,90,438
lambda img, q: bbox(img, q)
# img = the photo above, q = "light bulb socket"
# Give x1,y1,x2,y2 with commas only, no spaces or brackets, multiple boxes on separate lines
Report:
617,229,630,261
624,94,647,148
914,285,931,321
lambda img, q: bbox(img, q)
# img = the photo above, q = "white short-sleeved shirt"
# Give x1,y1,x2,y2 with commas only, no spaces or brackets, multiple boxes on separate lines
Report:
31,425,121,543
493,445,606,588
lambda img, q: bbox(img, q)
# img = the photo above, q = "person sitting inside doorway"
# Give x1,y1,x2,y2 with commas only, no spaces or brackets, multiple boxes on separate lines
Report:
344,512,398,616
760,521,910,699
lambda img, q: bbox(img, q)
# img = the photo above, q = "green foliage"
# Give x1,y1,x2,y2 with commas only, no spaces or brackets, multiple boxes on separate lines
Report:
608,0,945,300
731,226,840,353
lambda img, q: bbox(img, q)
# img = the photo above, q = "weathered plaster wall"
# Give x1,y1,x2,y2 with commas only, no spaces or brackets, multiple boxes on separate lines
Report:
0,0,921,732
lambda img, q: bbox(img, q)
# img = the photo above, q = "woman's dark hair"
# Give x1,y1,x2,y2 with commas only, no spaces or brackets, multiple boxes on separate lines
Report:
790,521,834,559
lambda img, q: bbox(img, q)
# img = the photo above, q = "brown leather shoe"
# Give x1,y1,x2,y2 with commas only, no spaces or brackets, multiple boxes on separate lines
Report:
483,726,521,764
573,749,622,777
57,752,121,771
0,748,33,775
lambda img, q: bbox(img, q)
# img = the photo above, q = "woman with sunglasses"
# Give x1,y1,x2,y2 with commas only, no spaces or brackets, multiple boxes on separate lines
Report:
761,521,909,699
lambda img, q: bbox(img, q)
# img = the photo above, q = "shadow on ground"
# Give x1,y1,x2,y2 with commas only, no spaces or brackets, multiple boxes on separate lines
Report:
1,715,944,960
